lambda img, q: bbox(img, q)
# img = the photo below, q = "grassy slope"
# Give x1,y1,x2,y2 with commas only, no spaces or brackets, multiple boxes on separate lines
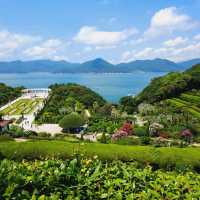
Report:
167,92,200,120
1,141,200,169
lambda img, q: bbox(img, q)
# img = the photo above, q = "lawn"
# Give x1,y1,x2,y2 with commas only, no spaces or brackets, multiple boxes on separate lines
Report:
1,140,200,170
0,98,43,115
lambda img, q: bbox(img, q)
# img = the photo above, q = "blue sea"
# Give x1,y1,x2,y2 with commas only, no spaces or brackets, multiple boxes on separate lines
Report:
0,72,165,103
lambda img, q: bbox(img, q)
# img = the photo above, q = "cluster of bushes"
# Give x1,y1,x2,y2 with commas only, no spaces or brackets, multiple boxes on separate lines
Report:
1,125,52,140
87,116,122,135
0,125,83,142
59,112,85,133
1,140,200,170
1,158,200,199
3,126,37,138
135,98,200,141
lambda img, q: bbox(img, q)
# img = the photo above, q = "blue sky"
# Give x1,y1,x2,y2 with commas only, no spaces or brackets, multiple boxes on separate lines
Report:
0,0,199,63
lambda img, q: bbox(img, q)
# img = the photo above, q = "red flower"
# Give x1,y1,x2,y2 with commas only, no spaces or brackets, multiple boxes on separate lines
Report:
180,129,192,137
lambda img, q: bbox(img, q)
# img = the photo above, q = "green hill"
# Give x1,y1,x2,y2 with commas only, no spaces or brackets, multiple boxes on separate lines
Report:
136,63,200,104
36,83,106,123
0,83,22,107
120,64,200,115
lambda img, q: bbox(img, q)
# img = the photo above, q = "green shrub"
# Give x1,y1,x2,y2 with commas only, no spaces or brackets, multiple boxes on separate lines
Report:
140,136,151,145
37,132,51,138
114,137,141,145
6,126,38,138
24,130,37,137
59,112,85,133
1,158,200,199
15,117,23,124
99,132,107,143
52,133,65,140
151,139,170,147
193,136,200,143
134,127,147,137
8,125,25,138
1,141,200,171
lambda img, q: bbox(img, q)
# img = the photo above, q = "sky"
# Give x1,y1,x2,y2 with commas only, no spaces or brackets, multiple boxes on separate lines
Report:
0,0,200,63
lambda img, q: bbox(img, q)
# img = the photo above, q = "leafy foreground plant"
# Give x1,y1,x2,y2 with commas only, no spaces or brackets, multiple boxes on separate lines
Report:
1,158,200,199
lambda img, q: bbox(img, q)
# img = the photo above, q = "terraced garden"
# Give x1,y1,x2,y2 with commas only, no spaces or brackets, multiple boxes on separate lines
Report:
167,91,200,120
0,98,43,115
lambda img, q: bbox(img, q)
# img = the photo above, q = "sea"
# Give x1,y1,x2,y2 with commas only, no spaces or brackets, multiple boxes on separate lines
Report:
0,72,165,103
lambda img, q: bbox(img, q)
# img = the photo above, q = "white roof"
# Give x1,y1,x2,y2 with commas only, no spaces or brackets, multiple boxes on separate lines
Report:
22,88,51,92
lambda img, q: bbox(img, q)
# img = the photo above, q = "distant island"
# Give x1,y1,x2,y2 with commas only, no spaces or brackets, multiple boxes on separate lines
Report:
0,58,200,73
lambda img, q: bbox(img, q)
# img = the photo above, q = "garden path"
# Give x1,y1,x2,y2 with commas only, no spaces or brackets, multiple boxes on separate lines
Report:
75,133,97,142
30,124,62,135
134,115,146,126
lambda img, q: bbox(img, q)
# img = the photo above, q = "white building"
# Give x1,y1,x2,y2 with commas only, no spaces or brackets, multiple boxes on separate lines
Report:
22,88,51,98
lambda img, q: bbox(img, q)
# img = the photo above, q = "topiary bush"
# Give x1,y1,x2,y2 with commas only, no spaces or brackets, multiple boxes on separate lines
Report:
134,127,147,137
59,112,85,133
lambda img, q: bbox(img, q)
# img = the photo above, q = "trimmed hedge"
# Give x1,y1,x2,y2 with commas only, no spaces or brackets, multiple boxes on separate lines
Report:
1,141,200,171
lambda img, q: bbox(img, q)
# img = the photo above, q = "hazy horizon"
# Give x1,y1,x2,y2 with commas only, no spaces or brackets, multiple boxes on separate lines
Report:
0,0,199,64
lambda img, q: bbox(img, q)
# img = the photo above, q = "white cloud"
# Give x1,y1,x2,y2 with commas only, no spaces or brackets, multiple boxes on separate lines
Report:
95,45,117,50
121,51,133,61
0,30,41,59
83,46,93,52
23,39,65,59
172,42,200,61
194,34,200,40
134,48,154,59
163,36,188,47
144,7,198,38
74,26,138,46
51,55,69,61
121,41,200,62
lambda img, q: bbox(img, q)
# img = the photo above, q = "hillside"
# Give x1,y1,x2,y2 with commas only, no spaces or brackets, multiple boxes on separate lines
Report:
0,58,199,73
178,58,200,70
0,60,80,73
116,58,180,72
119,64,200,138
120,64,200,113
80,58,114,72
0,83,22,107
134,63,200,105
36,83,106,123
166,90,200,120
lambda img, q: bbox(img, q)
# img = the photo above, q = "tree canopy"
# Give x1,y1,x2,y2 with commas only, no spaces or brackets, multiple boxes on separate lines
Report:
0,83,22,107
59,112,85,132
36,83,106,123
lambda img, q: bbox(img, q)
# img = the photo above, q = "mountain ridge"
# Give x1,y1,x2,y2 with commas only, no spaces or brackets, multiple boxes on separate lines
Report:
0,58,199,73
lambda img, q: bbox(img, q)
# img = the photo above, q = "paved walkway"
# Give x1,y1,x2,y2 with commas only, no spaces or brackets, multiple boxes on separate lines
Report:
15,138,28,142
75,133,97,142
30,124,62,136
134,115,146,126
